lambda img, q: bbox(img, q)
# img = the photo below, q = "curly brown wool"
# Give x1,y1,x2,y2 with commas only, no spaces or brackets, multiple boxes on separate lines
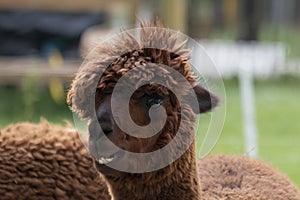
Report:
0,120,110,200
199,155,300,200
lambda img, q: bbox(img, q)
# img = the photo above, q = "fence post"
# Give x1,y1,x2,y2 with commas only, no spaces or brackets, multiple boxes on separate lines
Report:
238,47,259,157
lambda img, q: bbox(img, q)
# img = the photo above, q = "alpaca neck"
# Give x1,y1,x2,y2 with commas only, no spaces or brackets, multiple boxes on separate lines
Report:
105,143,201,200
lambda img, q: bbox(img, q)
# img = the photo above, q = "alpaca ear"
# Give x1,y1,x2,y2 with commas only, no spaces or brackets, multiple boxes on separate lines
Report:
191,85,219,113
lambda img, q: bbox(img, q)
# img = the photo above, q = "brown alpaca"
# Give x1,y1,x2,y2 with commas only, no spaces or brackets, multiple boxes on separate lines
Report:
199,155,300,200
68,21,215,200
0,121,110,200
67,21,300,200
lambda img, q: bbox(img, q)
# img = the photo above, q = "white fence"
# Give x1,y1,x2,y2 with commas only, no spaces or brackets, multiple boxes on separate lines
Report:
196,40,286,78
195,40,286,158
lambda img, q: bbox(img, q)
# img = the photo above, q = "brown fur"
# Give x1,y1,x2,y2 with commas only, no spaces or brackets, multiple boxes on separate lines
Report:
0,120,110,200
199,155,300,200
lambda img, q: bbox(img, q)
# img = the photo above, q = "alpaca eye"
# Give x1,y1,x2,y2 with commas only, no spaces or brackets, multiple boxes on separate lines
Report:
146,97,163,108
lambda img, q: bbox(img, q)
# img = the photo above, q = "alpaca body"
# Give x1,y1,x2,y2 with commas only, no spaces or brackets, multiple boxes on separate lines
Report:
0,121,109,200
200,155,300,200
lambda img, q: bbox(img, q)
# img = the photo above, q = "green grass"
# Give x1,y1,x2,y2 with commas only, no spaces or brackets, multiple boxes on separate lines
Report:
260,26,300,58
0,76,299,187
0,85,73,128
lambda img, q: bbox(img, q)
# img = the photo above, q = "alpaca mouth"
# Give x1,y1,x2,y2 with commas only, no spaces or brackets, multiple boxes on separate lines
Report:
98,155,115,164
96,150,123,165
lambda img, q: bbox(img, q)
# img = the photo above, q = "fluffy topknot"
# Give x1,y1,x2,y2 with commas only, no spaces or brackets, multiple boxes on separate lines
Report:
67,21,198,119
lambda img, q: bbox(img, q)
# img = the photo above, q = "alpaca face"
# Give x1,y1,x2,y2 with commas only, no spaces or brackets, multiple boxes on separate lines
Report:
86,60,218,176
89,83,182,175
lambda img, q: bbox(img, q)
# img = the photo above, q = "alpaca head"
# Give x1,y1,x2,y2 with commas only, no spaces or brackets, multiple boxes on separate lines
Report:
68,22,219,177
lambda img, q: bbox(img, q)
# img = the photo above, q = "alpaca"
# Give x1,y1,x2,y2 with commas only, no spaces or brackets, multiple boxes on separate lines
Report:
0,120,110,200
67,21,300,200
199,154,300,200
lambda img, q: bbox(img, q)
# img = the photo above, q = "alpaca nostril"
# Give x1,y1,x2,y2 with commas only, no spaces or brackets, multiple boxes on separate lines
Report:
102,127,113,136
89,117,113,138
98,118,113,136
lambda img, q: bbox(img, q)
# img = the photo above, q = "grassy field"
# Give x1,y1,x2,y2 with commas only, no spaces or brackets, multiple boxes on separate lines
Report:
0,84,72,127
0,76,299,187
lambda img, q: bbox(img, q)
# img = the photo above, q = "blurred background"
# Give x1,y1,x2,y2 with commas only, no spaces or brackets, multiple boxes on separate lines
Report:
0,0,299,187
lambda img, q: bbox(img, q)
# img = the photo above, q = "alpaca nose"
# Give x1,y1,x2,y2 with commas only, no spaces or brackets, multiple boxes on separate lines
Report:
98,114,113,136
88,114,113,140
94,95,114,137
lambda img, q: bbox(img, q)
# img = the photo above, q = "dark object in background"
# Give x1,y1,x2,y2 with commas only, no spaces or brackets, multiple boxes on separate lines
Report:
0,10,106,58
237,0,260,41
